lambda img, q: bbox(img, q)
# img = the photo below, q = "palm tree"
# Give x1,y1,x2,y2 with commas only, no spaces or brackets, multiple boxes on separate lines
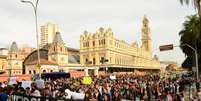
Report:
180,0,201,21
179,15,201,70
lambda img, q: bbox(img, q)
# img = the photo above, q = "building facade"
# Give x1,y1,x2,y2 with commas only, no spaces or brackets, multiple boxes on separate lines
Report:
24,32,81,75
6,42,23,75
0,55,7,71
0,48,8,56
0,48,8,71
40,22,59,47
80,16,160,72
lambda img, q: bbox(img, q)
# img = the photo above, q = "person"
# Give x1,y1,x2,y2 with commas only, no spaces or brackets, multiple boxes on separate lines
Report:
25,87,31,96
197,88,201,101
30,82,41,97
143,91,149,101
0,87,8,101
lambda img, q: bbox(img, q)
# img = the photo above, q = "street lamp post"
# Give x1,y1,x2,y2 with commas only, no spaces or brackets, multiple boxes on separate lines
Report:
159,44,199,80
21,0,41,78
181,44,199,81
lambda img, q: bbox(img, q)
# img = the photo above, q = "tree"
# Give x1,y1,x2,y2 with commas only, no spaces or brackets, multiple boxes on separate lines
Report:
179,15,201,70
180,0,201,21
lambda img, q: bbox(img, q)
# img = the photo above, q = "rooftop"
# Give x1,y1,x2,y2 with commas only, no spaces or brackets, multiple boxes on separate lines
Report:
25,59,57,65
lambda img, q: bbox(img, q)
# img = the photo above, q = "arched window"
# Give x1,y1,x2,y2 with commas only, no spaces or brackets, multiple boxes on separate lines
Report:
29,70,31,74
93,41,95,46
60,47,62,51
33,70,36,74
54,47,56,52
85,58,88,63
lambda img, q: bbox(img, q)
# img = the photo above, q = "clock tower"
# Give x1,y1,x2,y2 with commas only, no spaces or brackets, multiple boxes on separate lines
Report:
141,15,152,53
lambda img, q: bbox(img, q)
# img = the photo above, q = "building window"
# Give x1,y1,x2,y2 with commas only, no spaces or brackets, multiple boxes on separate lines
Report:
15,54,17,58
60,47,62,51
87,42,89,47
99,40,101,45
50,70,53,72
103,39,105,44
33,70,36,74
85,58,88,63
93,58,96,65
43,70,46,73
54,47,56,52
100,57,104,64
59,69,64,72
93,41,95,46
29,71,31,74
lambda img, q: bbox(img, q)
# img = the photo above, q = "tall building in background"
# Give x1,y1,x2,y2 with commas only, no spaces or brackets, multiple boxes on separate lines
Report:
40,22,59,47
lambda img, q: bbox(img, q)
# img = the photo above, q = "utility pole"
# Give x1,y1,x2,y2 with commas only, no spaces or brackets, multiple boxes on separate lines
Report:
21,0,41,78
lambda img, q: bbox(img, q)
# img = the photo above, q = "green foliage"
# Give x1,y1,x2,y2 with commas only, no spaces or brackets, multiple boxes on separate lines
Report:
180,0,201,10
179,15,201,69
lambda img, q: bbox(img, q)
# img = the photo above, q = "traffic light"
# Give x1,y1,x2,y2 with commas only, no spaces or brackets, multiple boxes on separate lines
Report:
159,44,174,51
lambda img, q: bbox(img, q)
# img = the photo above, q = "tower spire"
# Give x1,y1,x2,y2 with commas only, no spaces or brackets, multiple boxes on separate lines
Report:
53,32,64,44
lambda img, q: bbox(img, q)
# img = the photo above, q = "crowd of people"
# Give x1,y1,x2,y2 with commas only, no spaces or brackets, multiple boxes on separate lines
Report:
0,73,200,101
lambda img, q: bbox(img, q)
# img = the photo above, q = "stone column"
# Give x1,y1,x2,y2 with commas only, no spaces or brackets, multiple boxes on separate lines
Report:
94,67,99,76
84,67,89,76
95,52,99,65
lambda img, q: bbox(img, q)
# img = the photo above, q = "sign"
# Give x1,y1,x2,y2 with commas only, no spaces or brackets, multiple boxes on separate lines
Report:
70,71,84,78
65,89,85,100
159,44,174,51
71,92,85,100
35,79,44,89
82,76,92,85
22,81,32,89
11,93,73,101
8,77,17,85
110,75,116,80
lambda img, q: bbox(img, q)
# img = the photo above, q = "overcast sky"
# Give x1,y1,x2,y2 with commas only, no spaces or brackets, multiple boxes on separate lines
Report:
0,0,196,64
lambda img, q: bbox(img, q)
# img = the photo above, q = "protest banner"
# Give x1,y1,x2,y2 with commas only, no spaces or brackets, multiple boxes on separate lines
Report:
65,89,85,100
35,79,44,89
21,81,32,89
110,75,116,80
8,76,17,85
11,93,84,101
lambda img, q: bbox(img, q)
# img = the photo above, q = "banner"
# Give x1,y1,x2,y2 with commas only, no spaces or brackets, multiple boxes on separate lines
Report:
8,77,17,85
21,81,32,89
35,79,44,89
65,89,85,100
110,75,116,80
10,93,84,101
70,71,84,78
82,76,92,85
